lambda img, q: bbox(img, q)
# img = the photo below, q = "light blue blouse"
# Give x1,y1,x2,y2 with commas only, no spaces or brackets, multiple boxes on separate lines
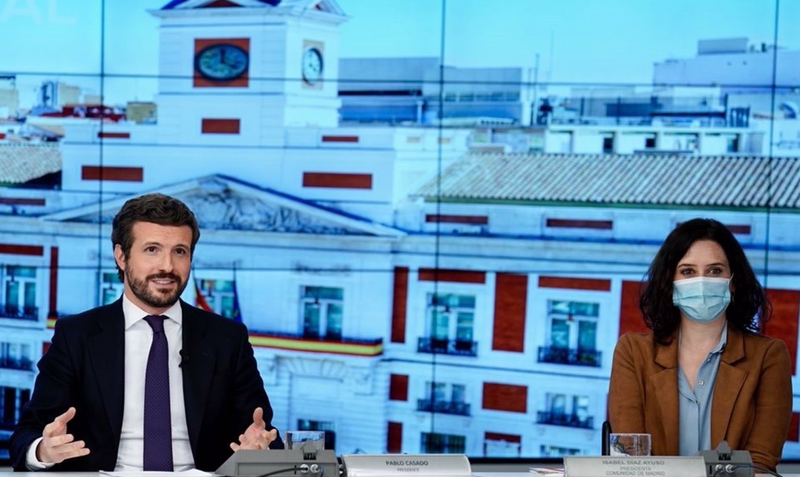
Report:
678,322,728,456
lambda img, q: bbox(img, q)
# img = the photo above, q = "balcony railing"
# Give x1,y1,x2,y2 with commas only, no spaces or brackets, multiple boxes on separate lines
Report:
248,330,383,357
0,357,34,371
538,346,602,367
537,411,594,429
417,399,471,416
0,304,38,321
418,337,478,357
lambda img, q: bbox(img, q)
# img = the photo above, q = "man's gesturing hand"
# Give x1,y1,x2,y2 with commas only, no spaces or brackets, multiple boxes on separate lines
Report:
230,407,278,451
36,407,91,464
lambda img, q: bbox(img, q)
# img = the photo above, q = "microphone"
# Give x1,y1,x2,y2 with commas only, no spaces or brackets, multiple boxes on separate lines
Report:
698,441,754,477
601,421,612,456
179,349,190,368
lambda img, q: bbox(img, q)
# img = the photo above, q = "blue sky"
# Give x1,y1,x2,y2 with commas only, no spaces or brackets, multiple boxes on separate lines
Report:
0,0,797,105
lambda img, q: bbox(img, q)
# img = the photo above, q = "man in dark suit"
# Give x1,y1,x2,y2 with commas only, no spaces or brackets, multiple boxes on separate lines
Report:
10,193,281,471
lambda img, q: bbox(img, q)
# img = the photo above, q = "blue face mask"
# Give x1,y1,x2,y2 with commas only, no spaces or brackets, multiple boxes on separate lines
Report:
672,276,732,323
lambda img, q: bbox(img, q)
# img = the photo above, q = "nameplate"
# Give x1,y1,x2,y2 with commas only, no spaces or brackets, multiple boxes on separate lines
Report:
342,454,472,477
564,456,707,477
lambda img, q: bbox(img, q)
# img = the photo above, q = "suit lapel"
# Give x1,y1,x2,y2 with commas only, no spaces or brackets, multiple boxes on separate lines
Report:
180,301,217,451
711,327,747,447
652,336,680,455
87,299,126,440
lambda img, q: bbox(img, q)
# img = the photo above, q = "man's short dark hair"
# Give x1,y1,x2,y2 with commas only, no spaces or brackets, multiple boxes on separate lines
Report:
111,193,201,281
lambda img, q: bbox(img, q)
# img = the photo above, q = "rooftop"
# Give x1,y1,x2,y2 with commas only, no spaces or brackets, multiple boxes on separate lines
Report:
416,153,800,210
0,143,61,184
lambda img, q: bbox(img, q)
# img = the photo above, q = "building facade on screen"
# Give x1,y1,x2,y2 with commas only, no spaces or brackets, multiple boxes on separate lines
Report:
1,0,800,462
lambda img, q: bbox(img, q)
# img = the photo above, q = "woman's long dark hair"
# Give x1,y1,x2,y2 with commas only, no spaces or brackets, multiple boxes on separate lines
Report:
640,218,770,344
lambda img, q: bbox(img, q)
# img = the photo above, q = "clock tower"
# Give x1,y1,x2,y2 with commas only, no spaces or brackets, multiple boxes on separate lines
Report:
150,0,347,144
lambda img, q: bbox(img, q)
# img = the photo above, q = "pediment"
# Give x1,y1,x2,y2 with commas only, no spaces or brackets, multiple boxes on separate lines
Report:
42,175,403,237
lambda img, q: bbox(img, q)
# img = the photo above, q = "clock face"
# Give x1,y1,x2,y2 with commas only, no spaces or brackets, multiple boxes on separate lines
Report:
195,44,249,81
302,47,324,85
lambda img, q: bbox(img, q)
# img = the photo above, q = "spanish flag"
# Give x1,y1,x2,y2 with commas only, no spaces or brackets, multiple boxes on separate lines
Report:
194,279,213,313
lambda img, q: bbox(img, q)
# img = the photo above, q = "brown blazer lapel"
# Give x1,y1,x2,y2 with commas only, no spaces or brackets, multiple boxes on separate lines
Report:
711,327,747,447
652,337,680,455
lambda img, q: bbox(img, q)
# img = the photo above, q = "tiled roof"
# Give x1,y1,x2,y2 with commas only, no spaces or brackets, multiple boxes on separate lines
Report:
416,153,800,209
162,0,286,9
0,144,62,184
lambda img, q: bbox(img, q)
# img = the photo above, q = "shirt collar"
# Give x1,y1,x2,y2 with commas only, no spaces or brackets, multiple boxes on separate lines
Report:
122,293,183,330
710,321,728,355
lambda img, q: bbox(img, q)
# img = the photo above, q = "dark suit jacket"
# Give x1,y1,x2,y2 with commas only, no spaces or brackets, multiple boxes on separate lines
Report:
10,299,281,471
609,326,792,470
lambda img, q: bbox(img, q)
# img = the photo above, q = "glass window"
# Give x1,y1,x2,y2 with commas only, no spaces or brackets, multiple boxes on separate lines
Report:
574,395,589,421
547,300,599,351
421,432,465,454
101,272,123,306
3,266,37,318
427,293,476,343
301,286,344,340
550,319,569,348
198,279,236,318
578,320,597,351
540,445,581,457
548,393,566,414
452,384,466,403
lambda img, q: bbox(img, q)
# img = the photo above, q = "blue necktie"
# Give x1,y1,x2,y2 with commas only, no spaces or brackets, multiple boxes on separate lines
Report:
143,315,174,471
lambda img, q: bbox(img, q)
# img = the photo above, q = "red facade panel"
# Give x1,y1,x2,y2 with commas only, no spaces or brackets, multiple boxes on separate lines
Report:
391,267,409,343
49,247,58,318
425,214,489,225
201,118,241,134
97,132,131,139
82,166,143,182
0,198,46,206
321,135,359,143
539,276,612,291
546,219,613,230
418,268,486,284
387,422,403,453
619,280,649,337
0,244,44,256
302,172,373,190
482,382,527,413
790,412,800,442
484,431,521,443
492,273,528,352
765,288,800,374
389,374,409,401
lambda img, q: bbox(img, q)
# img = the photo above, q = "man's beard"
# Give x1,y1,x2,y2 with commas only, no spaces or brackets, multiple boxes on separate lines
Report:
126,265,187,309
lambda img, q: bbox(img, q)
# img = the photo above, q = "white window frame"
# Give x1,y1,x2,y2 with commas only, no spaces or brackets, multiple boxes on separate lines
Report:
2,265,38,317
300,285,344,339
546,299,600,351
425,292,476,342
197,278,236,318
100,270,124,306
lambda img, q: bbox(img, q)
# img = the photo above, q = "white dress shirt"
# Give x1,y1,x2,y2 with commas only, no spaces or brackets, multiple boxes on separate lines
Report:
27,295,195,470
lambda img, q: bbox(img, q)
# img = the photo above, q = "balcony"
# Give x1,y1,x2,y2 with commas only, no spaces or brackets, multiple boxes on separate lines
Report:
0,304,38,321
418,337,478,357
248,331,383,357
417,398,471,416
537,411,594,429
0,357,34,371
538,346,602,367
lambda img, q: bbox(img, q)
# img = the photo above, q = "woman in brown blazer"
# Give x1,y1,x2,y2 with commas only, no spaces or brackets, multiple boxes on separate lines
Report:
609,218,792,471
